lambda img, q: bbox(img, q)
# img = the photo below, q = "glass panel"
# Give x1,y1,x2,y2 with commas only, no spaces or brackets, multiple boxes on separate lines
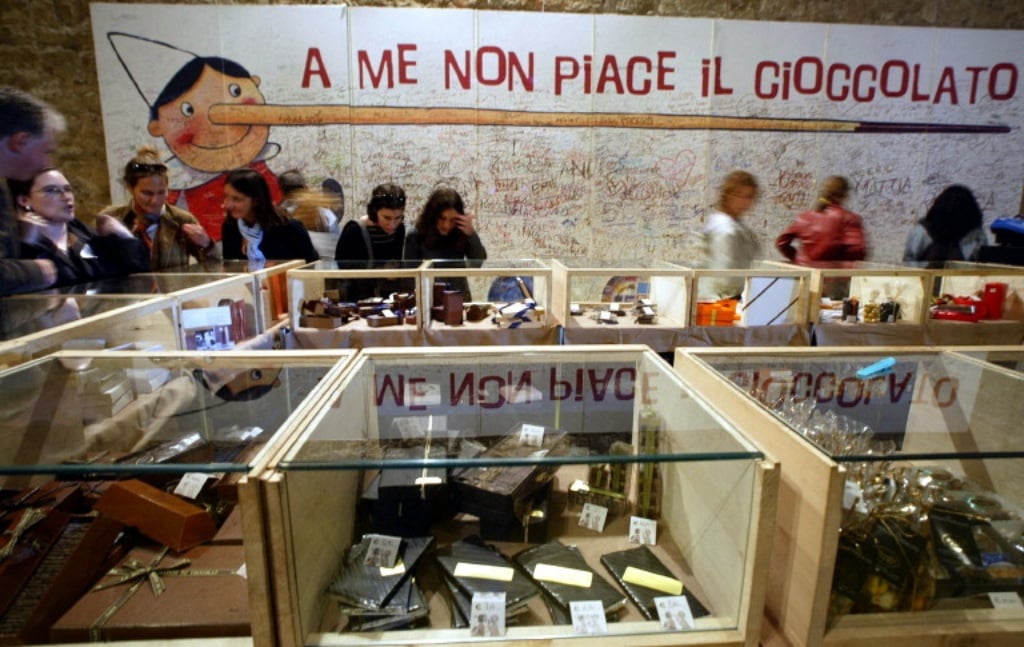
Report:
690,350,1024,461
0,352,347,478
277,347,763,640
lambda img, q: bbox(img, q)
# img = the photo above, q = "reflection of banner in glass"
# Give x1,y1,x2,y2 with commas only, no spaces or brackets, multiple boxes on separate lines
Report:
726,361,920,445
372,362,636,438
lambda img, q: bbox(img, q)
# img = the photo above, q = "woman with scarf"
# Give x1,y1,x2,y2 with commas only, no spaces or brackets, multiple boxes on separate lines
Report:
221,168,318,264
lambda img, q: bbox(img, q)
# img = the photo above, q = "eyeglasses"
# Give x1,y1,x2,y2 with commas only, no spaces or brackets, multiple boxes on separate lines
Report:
128,161,168,174
34,185,74,197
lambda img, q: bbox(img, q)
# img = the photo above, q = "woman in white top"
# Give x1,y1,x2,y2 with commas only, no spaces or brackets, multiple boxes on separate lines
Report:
702,169,761,298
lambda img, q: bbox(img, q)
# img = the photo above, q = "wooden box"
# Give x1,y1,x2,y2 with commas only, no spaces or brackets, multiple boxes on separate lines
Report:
675,346,1024,647
251,345,778,647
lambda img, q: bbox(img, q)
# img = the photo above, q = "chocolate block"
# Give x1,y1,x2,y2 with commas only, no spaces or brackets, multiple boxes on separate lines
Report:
0,508,70,617
94,480,217,552
50,544,249,642
443,291,464,326
8,516,128,645
452,427,570,524
365,314,402,328
300,314,348,329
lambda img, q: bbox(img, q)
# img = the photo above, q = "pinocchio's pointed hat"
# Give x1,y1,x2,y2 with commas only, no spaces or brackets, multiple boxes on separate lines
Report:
107,31,200,108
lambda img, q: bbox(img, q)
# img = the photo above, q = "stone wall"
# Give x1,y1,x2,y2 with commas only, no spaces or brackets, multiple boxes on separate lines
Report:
2,0,1022,219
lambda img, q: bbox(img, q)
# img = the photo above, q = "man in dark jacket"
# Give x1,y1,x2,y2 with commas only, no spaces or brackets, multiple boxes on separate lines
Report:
0,87,65,295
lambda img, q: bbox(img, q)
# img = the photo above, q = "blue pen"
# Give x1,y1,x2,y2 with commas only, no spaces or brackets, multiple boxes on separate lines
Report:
856,356,896,379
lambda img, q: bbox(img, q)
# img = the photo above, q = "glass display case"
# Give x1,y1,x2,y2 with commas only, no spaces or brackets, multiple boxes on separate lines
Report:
550,258,691,352
687,261,811,327
770,261,931,346
674,346,1024,647
0,349,355,645
0,295,180,368
912,261,1024,346
254,345,777,647
153,260,307,333
286,260,425,349
51,273,265,352
421,259,557,346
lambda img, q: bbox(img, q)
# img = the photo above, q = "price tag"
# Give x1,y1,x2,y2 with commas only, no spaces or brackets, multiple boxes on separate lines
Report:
236,562,247,579
469,592,506,637
655,595,694,630
570,600,607,635
364,534,402,568
578,503,608,532
988,591,1024,609
174,473,210,499
519,423,545,447
629,516,657,545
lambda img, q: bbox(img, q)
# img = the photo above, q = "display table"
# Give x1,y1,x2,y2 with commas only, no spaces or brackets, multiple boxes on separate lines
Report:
288,322,424,349
812,322,926,346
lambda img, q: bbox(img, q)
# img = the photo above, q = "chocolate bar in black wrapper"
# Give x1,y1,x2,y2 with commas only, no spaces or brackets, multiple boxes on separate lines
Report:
452,425,570,525
513,540,626,620
373,445,452,536
600,544,709,620
327,535,433,611
436,537,540,611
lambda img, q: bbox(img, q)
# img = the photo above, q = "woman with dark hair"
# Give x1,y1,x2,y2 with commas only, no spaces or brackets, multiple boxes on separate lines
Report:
332,183,410,301
903,184,988,263
101,145,218,269
404,187,487,299
12,168,148,287
220,168,318,263
775,176,867,264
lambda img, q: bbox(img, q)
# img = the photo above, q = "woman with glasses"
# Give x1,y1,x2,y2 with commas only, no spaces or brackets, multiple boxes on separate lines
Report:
11,168,148,287
100,145,219,270
333,183,411,301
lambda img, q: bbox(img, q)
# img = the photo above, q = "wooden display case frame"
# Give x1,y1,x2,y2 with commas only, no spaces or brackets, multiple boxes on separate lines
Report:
248,345,778,647
674,345,1024,647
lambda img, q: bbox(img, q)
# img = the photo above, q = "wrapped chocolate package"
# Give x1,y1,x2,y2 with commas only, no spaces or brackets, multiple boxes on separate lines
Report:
600,544,709,620
452,426,571,524
513,540,627,620
327,535,434,611
50,543,249,642
373,445,452,536
0,516,127,644
435,536,540,612
340,577,429,633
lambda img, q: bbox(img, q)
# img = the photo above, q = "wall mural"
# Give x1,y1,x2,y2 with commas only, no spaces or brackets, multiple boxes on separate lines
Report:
91,4,1022,262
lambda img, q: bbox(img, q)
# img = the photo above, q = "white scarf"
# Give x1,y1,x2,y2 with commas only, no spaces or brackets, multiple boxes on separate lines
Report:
237,219,266,261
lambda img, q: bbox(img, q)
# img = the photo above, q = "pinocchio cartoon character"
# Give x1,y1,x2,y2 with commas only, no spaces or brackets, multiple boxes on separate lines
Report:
107,32,282,241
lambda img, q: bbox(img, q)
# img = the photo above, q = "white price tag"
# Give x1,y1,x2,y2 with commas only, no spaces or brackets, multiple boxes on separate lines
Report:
570,600,608,635
174,472,210,499
988,591,1024,609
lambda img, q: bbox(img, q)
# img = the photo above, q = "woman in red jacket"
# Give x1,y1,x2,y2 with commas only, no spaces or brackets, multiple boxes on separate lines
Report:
775,176,868,265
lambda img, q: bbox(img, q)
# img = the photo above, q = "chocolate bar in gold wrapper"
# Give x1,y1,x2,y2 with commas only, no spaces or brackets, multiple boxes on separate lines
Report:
49,543,249,642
